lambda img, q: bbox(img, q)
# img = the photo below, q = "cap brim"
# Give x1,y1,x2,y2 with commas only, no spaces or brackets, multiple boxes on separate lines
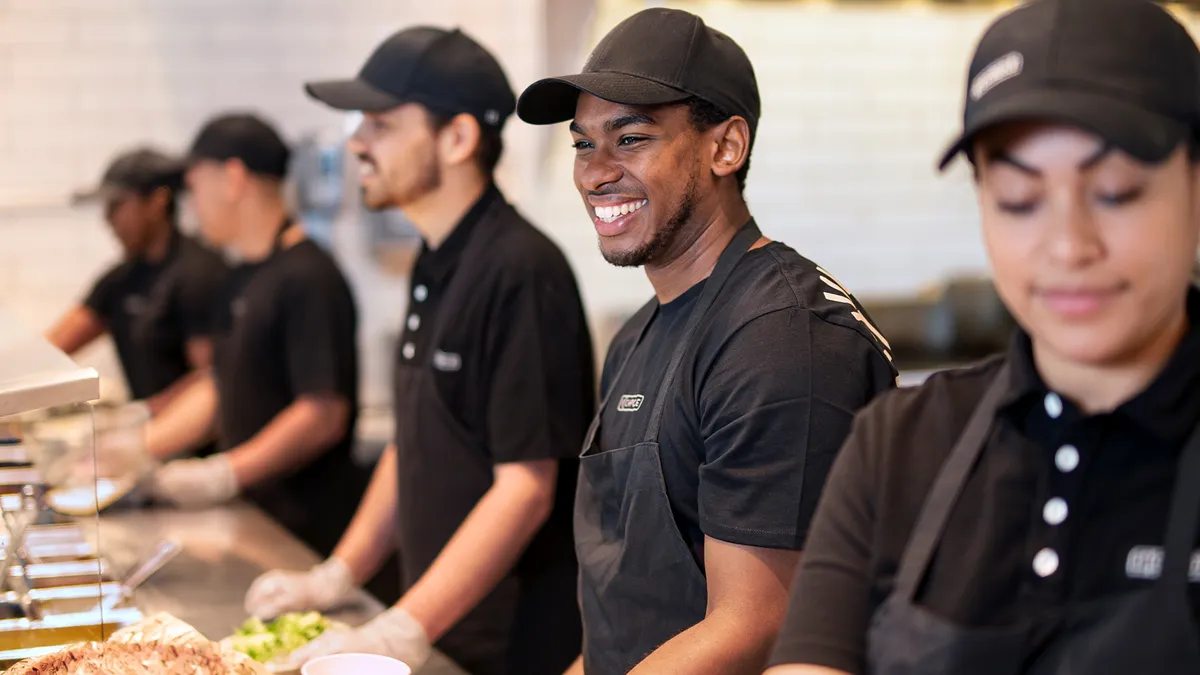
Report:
517,72,691,125
305,78,404,112
938,87,1190,170
71,183,130,206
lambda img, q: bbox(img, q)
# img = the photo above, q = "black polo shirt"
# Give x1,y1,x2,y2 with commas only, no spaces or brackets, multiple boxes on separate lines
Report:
85,230,227,400
771,290,1200,674
396,184,595,565
599,244,897,562
213,237,368,556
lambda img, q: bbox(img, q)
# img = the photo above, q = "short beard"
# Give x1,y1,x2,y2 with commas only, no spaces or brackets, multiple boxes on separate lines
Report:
601,169,697,268
362,151,441,211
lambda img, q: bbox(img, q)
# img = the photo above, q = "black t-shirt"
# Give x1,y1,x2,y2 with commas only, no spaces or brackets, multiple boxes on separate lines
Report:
85,231,227,400
599,242,896,563
770,290,1200,674
212,238,367,556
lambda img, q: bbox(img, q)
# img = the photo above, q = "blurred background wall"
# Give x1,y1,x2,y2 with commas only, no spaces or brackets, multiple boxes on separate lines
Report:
1,0,1196,418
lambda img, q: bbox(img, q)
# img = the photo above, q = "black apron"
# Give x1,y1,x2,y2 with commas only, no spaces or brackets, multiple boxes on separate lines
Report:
575,221,762,675
866,363,1200,675
393,199,576,675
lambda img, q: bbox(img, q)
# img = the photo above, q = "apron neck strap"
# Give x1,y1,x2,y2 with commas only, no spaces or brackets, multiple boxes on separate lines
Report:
641,220,762,443
271,215,294,255
894,361,1012,601
1160,422,1200,588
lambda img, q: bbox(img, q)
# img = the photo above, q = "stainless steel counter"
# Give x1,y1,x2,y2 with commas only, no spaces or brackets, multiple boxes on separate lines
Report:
97,503,466,674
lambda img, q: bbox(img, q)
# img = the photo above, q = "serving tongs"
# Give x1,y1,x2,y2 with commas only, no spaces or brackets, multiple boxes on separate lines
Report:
92,539,181,613
0,485,44,620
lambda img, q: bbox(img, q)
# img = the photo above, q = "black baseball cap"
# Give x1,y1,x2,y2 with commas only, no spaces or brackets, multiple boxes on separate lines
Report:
517,8,760,137
939,0,1200,170
305,27,515,128
73,148,185,204
187,113,291,179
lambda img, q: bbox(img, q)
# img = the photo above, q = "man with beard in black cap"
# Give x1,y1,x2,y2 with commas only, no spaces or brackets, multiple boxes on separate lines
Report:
245,28,594,675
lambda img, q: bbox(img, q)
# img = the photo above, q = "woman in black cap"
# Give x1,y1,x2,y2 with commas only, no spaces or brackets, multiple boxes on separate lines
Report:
768,0,1200,673
47,147,227,413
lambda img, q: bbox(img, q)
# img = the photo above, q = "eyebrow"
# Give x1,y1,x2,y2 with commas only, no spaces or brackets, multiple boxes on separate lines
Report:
985,144,1114,175
569,112,659,136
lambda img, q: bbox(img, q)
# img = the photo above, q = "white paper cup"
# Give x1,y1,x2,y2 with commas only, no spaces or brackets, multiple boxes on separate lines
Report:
300,653,412,675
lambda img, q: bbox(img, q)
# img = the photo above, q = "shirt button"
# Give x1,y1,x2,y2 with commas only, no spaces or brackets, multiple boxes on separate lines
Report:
402,343,415,360
1033,548,1060,577
1043,498,1068,526
414,285,428,302
1055,445,1080,473
1044,392,1063,419
407,314,420,331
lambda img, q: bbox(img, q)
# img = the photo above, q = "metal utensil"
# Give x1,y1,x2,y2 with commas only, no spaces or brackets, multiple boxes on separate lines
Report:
95,540,181,613
0,486,43,620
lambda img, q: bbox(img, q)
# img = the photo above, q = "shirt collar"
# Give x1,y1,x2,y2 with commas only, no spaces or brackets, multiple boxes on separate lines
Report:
414,184,500,287
1000,287,1200,444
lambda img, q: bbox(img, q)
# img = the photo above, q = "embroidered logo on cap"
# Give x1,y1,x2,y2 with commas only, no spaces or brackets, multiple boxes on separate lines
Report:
484,109,501,126
1125,545,1200,582
970,51,1024,101
617,395,644,412
432,350,462,372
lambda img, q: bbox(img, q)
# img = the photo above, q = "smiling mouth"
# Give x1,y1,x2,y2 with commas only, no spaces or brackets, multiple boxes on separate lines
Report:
593,199,647,224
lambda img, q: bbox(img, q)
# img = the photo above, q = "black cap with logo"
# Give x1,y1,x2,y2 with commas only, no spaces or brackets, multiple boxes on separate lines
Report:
305,27,516,129
517,8,760,137
939,0,1200,170
187,113,291,179
74,148,185,204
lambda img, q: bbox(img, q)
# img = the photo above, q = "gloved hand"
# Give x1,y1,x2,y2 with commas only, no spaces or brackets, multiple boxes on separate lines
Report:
283,606,432,672
244,557,357,619
151,454,238,509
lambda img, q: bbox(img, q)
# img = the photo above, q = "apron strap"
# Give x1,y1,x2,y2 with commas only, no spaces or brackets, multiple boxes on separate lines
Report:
894,361,1012,601
1159,420,1200,589
642,220,763,443
271,215,294,254
579,302,659,452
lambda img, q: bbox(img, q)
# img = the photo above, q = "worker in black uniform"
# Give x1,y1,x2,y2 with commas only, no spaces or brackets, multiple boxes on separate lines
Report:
47,147,226,413
517,8,896,674
135,114,369,561
244,28,594,675
768,1,1200,674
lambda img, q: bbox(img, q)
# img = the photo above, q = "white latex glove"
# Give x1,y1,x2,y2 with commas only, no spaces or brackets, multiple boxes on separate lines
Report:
244,557,357,619
283,606,432,672
151,454,238,509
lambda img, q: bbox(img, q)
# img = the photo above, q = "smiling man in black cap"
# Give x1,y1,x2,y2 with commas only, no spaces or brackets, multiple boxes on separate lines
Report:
518,8,896,675
769,1,1200,674
243,27,594,675
48,147,227,413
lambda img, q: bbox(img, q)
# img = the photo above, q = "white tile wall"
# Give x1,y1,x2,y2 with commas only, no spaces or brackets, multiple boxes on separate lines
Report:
2,0,1197,407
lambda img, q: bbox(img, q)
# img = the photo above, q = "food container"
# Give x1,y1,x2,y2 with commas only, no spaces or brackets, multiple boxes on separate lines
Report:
9,560,108,589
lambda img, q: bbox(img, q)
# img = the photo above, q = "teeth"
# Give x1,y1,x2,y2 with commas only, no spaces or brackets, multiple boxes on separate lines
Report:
593,199,647,224
359,164,375,177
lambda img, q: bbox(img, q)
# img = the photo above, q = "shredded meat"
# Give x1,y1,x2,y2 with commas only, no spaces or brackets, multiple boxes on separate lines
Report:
4,614,267,675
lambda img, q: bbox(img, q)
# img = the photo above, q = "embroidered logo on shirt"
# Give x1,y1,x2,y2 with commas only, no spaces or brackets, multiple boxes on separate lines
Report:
1125,546,1200,582
617,394,644,412
432,350,462,372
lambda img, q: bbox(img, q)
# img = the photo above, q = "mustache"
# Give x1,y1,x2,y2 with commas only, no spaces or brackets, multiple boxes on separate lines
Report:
356,153,376,167
585,186,641,197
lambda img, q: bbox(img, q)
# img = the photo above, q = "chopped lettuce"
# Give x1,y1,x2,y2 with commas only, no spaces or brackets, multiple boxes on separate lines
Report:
227,611,331,663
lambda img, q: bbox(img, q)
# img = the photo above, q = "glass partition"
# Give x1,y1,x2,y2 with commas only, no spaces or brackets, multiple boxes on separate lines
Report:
0,402,143,668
